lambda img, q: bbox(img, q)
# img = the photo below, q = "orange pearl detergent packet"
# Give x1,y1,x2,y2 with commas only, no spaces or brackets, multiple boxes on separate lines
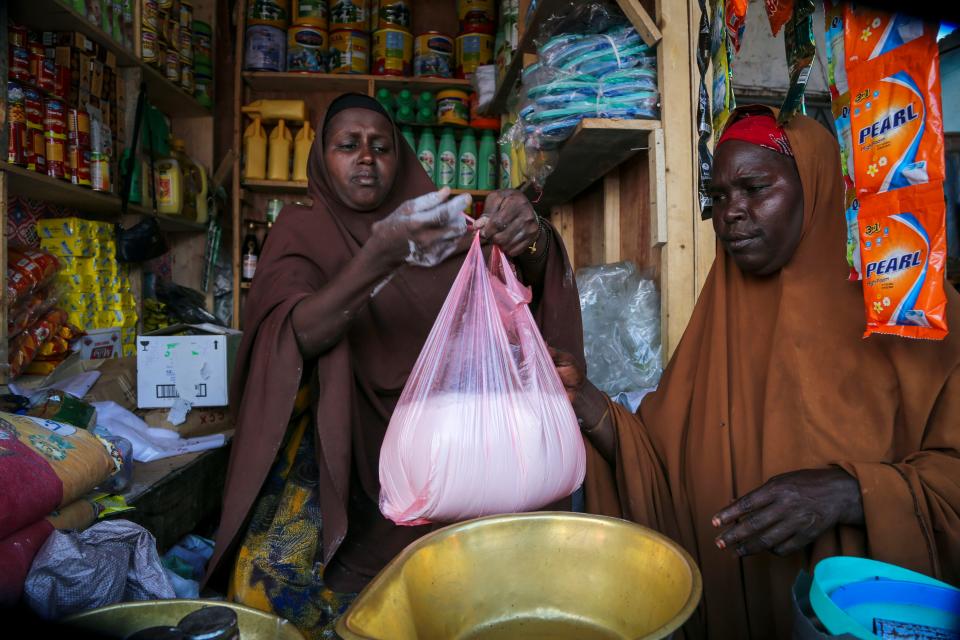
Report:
843,5,933,67
858,183,947,340
848,36,944,199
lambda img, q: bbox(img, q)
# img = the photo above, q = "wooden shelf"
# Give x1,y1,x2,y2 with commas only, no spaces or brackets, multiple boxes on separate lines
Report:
156,215,208,232
522,118,660,210
1,163,146,217
9,0,210,119
242,179,309,193
243,72,472,94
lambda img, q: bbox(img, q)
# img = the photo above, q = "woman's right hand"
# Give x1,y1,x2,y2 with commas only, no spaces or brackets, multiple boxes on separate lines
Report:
549,347,585,405
371,187,472,268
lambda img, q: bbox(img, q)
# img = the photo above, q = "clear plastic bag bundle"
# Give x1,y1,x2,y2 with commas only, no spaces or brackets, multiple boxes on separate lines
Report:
379,234,586,526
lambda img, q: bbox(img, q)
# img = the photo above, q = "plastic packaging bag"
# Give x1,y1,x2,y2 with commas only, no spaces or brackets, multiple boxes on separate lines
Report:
577,261,662,397
379,234,586,526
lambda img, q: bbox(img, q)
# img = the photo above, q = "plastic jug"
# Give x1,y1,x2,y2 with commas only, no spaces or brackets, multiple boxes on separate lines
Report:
457,129,477,190
171,138,201,220
155,147,183,216
194,164,209,224
478,130,497,191
241,99,308,123
416,128,437,185
293,121,315,183
268,119,293,182
437,127,457,188
243,116,267,181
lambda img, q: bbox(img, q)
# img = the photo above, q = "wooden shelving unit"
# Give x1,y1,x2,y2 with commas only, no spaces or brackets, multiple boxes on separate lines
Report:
0,163,147,217
243,72,472,95
242,179,310,194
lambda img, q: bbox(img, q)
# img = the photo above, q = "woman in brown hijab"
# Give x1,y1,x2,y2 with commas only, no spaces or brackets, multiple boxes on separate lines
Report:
206,94,585,636
554,105,960,638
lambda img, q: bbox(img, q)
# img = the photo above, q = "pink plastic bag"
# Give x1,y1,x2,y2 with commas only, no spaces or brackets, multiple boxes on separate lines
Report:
379,234,586,526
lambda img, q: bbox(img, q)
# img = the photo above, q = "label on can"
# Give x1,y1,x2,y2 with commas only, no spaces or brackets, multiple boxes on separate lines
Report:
437,91,469,126
456,33,493,78
329,30,369,74
181,64,195,92
330,0,368,31
143,0,159,30
27,126,46,173
180,2,193,28
91,152,110,191
457,0,495,33
142,28,159,63
288,26,328,72
293,0,328,27
9,47,31,83
180,29,194,62
165,49,181,82
373,28,412,76
438,149,456,186
247,0,291,29
414,32,453,78
378,1,410,29
245,25,286,71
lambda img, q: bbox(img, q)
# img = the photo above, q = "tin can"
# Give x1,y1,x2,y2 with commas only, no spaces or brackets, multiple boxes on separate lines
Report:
7,82,27,166
143,0,159,31
194,73,213,108
287,26,328,72
457,0,495,34
142,27,159,64
329,0,367,31
193,20,213,62
292,0,327,27
372,28,412,76
157,46,167,70
68,143,92,186
245,25,286,71
455,33,493,78
329,29,368,74
9,47,31,84
179,27,194,62
90,151,110,191
165,47,181,82
414,31,453,78
44,133,67,179
9,24,28,49
247,0,290,29
68,108,92,147
437,89,469,126
165,16,180,50
377,0,410,30
27,126,47,173
180,0,193,27
158,0,173,9
181,63,195,92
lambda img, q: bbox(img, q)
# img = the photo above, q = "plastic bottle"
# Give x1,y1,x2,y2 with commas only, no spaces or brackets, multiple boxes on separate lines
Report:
395,104,415,124
155,144,183,216
267,119,293,181
400,126,417,152
416,106,434,125
437,127,458,188
376,88,395,112
293,121,315,182
417,90,435,112
396,89,415,112
241,99,308,122
171,138,200,220
243,116,267,181
242,223,259,283
457,128,477,190
477,129,497,191
416,128,437,185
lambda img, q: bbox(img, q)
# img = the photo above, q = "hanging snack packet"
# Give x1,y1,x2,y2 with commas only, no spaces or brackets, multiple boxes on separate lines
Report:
824,0,848,98
725,0,748,53
764,0,794,37
844,5,930,67
858,183,947,340
710,0,735,132
848,36,944,198
777,0,815,125
845,192,861,281
832,97,855,188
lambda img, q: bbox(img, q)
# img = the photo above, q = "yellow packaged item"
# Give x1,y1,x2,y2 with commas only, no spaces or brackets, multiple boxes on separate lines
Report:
241,99,309,123
36,217,91,239
122,343,136,357
41,237,93,258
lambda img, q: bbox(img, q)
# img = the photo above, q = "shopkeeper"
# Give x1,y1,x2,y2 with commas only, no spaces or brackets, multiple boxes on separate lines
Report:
553,105,960,638
204,93,585,635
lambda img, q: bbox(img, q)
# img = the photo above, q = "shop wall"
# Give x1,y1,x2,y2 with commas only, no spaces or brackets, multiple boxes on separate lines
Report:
942,46,960,134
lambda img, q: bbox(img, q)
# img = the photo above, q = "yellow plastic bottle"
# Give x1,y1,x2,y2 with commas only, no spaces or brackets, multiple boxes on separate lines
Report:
241,99,308,123
243,117,267,181
268,119,293,182
292,121,315,183
156,146,183,216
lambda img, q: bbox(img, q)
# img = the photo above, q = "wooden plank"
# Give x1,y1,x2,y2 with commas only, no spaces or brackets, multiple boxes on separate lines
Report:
572,182,604,270
522,119,659,211
232,2,247,330
649,127,667,246
615,0,663,47
617,151,659,278
603,170,621,263
0,170,8,384
244,72,471,94
1,163,148,217
550,203,575,269
243,179,310,194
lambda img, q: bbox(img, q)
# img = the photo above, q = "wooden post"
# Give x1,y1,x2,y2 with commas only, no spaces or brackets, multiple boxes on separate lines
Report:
648,127,667,247
232,2,246,329
550,203,576,269
602,170,621,263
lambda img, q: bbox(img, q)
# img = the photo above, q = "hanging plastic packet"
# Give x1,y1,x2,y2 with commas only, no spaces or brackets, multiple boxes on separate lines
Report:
845,193,862,281
824,0,848,98
848,36,944,198
858,182,947,340
777,0,815,125
725,0,748,53
843,5,931,68
710,0,735,132
697,0,714,218
764,0,794,36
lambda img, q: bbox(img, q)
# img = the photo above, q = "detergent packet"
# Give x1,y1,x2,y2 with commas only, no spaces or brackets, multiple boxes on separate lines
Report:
848,36,944,198
824,0,848,98
764,0,794,37
843,5,932,68
845,191,862,281
725,0,748,53
778,0,816,125
710,0,735,132
858,183,947,340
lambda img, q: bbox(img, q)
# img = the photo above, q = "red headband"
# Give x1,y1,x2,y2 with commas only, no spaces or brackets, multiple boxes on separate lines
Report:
717,113,794,157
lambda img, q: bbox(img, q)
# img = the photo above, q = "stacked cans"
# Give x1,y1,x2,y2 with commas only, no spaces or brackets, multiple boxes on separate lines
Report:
68,108,92,187
371,1,412,77
140,0,201,98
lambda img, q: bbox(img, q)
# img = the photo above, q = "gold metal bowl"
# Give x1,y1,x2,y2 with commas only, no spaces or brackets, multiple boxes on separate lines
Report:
65,599,305,639
336,512,702,640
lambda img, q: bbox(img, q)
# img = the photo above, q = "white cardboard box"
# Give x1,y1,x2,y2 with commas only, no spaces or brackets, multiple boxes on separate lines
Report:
78,327,122,360
136,323,242,409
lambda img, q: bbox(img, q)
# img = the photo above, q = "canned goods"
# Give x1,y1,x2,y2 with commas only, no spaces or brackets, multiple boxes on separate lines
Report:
157,47,167,71
44,133,67,179
245,25,286,71
165,17,180,50
292,0,328,27
457,0,495,34
27,127,46,174
287,26,328,72
377,0,410,29
180,0,193,28
7,82,27,166
329,29,369,74
166,47,181,82
181,63,195,92
143,0,159,31
68,108,91,147
437,89,469,126
180,28,194,62
142,27,159,64
194,74,213,108
9,47,31,83
9,24,28,49
330,0,368,31
455,33,493,78
68,144,91,186
158,0,173,9
247,0,290,29
372,28,412,76
414,31,453,78
90,151,110,192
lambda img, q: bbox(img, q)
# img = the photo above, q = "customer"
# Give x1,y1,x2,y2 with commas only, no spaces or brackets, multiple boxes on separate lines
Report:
206,93,585,637
553,105,960,638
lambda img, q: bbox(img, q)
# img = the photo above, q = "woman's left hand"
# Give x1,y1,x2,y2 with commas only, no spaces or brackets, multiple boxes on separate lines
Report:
473,189,541,257
712,468,864,557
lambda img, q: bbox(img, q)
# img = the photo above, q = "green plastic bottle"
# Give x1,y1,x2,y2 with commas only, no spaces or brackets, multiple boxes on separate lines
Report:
395,105,415,124
499,120,513,189
417,91,435,111
400,126,417,152
437,127,458,188
416,128,437,185
376,88,395,112
396,89,415,111
457,129,478,190
477,129,497,191
416,106,435,125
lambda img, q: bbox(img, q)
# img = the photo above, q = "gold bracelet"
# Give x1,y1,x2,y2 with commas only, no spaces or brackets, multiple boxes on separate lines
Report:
581,406,610,434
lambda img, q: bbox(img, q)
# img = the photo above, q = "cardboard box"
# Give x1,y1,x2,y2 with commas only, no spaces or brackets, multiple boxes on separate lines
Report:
141,406,233,438
84,357,138,410
78,327,122,360
136,324,243,409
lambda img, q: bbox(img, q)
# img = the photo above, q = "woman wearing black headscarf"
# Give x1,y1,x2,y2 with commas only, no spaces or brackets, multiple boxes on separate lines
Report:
205,94,586,637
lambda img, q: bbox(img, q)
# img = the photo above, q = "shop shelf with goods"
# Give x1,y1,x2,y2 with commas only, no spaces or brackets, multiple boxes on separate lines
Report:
231,0,503,327
481,0,710,359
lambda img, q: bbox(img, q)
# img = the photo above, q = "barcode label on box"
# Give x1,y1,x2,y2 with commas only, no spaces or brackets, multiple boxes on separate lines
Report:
156,384,179,399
